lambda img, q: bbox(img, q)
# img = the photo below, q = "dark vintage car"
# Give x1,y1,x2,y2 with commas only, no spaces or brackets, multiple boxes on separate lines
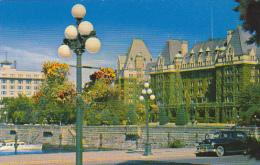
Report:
195,131,248,157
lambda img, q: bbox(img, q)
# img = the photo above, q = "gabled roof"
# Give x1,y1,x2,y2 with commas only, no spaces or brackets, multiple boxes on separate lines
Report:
123,38,153,69
144,62,157,79
183,39,226,63
161,39,182,65
228,26,260,57
118,54,126,62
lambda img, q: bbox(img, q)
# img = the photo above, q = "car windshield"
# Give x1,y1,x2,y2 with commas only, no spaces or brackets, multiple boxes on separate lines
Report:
213,132,228,139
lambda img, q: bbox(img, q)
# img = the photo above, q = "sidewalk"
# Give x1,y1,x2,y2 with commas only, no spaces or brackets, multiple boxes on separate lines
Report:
0,148,196,165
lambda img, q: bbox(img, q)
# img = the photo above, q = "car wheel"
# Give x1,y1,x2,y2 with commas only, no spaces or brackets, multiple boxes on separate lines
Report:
216,146,225,157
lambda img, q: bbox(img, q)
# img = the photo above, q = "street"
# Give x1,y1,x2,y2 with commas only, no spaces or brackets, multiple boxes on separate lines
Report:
0,148,259,165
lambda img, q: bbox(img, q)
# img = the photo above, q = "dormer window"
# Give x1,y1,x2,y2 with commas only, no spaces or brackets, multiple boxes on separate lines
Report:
190,49,194,56
215,45,220,53
206,47,210,55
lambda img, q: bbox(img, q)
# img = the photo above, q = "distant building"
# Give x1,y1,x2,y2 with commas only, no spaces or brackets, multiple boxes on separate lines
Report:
151,26,260,123
0,60,44,100
116,38,155,104
116,26,260,124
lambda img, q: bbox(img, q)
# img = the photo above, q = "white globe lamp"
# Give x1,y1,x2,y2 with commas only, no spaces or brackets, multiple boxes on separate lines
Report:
71,4,86,19
141,89,147,95
144,82,149,88
65,25,78,39
58,45,73,59
150,94,155,100
78,21,94,35
85,37,101,53
139,96,144,101
147,89,152,95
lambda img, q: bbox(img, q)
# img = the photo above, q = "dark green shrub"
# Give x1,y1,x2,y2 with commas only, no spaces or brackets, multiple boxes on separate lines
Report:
159,108,169,125
169,139,185,148
246,136,260,160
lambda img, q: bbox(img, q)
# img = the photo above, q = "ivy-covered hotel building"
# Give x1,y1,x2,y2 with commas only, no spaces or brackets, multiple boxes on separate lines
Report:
117,26,260,124
116,38,154,105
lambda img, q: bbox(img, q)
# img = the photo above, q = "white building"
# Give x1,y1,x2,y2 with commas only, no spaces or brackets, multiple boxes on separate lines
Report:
0,60,44,100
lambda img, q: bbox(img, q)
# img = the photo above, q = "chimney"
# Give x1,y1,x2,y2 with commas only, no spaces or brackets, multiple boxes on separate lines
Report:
227,30,234,45
14,60,17,69
181,40,188,55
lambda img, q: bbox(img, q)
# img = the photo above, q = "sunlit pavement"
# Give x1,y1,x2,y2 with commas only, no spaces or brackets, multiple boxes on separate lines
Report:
0,148,259,165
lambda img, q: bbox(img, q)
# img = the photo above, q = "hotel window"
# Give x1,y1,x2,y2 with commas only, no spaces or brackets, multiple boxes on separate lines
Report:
10,85,15,89
1,91,7,95
34,75,38,78
2,74,7,77
1,80,7,83
10,74,15,77
18,74,23,78
26,86,31,90
18,80,23,84
26,80,31,84
2,85,6,89
34,86,39,90
26,75,31,78
10,80,15,84
18,86,23,90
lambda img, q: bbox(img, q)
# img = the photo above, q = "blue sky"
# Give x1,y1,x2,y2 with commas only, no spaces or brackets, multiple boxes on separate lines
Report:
0,0,241,83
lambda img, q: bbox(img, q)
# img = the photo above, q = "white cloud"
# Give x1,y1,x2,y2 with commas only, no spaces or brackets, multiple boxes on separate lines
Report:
0,46,60,71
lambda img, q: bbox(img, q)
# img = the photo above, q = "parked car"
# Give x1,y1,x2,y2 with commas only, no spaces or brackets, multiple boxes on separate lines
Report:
195,130,248,157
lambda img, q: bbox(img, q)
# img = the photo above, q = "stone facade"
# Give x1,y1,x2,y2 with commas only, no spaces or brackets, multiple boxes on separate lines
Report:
0,125,258,150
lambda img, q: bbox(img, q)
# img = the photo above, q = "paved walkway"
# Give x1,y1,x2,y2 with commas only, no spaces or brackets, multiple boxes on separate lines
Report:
0,148,196,165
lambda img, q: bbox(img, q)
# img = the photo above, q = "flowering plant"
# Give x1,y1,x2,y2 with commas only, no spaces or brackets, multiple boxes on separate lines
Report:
42,61,70,85
89,68,115,83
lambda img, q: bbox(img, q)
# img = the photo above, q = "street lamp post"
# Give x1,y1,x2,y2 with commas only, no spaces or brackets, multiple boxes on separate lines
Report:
139,82,155,156
4,111,7,123
58,4,101,165
191,103,196,126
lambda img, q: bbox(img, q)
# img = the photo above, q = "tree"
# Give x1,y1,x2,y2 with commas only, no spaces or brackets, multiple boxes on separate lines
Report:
1,94,35,124
83,68,127,125
88,110,101,125
101,108,111,125
110,112,120,125
127,104,137,125
159,108,169,125
150,105,159,122
238,83,260,126
176,106,189,126
86,67,115,91
34,61,76,124
135,103,145,124
234,0,260,45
